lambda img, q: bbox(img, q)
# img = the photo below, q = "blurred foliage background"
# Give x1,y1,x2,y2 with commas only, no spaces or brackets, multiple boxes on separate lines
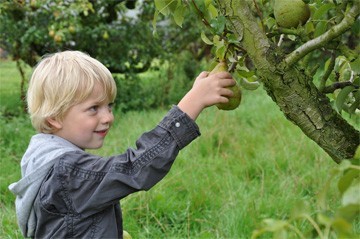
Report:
0,0,212,114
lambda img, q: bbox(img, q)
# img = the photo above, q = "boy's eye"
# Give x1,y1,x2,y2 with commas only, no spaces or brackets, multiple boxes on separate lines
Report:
89,105,98,112
108,103,114,110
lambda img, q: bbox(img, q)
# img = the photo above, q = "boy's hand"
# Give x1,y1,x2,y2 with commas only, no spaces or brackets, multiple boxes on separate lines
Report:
177,71,236,120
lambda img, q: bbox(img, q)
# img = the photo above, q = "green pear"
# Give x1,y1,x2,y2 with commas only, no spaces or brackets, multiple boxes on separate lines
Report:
210,61,241,111
274,0,310,28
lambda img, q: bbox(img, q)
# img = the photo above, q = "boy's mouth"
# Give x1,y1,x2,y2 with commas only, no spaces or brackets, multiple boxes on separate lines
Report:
94,129,108,137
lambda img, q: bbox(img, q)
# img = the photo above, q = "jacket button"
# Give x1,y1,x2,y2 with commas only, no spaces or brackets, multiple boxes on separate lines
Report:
175,122,180,127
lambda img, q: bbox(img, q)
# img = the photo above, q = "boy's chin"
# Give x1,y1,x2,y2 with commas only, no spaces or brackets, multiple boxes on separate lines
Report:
89,144,104,150
79,142,104,150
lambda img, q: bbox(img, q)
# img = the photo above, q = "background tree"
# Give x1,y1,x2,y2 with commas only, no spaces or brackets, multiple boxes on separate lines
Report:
154,0,359,163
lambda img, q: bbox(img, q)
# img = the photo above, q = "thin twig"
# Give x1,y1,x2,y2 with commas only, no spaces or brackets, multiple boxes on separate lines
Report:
228,54,239,72
190,0,210,27
309,64,320,76
303,215,325,239
277,34,284,47
321,81,356,94
267,28,299,38
286,224,307,239
319,53,336,91
252,0,265,32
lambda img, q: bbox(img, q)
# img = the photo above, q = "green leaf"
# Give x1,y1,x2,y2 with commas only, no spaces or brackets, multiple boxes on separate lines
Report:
314,21,327,38
340,69,352,82
213,35,221,44
317,168,340,210
152,10,159,37
265,17,276,30
154,0,177,16
261,219,288,232
348,89,360,114
207,3,218,19
336,204,360,222
215,45,226,61
334,56,348,73
213,35,225,60
236,69,255,78
273,229,287,239
331,217,354,238
312,3,334,20
227,33,240,44
290,200,311,219
170,0,179,12
335,86,355,113
354,146,360,160
201,31,213,45
338,160,353,172
338,168,359,196
154,0,170,16
233,70,260,90
341,179,360,206
204,0,212,7
317,213,332,227
350,57,360,74
251,229,265,239
304,21,315,35
210,16,226,35
173,5,185,27
238,77,261,91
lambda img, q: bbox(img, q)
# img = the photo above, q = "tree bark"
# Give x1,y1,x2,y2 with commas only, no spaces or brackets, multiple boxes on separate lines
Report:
220,0,359,163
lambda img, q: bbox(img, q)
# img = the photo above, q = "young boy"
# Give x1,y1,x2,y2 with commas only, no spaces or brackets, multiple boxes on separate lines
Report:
8,50,235,238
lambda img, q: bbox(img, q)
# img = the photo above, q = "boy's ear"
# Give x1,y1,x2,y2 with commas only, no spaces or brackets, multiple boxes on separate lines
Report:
47,117,62,130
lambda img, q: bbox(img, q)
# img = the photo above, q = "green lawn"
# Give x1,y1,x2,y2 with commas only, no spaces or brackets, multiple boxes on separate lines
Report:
0,60,356,238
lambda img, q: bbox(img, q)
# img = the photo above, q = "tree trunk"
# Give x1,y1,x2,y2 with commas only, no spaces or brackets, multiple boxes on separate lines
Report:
220,0,359,163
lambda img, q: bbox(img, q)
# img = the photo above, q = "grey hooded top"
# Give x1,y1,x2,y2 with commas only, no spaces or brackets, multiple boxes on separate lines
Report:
8,133,81,237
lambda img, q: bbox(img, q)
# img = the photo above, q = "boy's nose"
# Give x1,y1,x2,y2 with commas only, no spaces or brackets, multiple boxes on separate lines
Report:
101,110,114,124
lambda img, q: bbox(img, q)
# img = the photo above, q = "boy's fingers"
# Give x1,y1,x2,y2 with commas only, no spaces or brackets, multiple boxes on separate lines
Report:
219,96,230,103
220,88,235,97
219,78,236,87
211,71,232,79
197,71,209,79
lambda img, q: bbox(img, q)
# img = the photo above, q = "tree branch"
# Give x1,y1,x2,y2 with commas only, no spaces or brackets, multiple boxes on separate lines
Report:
321,81,357,94
15,60,28,113
283,2,360,69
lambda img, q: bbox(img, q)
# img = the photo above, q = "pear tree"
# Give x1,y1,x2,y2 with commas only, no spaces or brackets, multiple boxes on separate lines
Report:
154,0,360,163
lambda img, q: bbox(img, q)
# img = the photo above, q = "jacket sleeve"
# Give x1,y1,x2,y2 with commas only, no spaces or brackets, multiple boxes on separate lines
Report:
43,106,200,215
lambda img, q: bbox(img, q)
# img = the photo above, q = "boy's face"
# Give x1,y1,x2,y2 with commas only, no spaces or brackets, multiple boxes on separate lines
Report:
50,84,114,149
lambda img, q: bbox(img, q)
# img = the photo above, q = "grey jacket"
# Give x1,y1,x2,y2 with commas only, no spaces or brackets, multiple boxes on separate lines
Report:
9,106,200,238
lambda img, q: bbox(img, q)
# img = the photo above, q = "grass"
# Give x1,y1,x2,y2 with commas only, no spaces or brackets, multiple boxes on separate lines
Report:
114,97,336,239
0,60,355,238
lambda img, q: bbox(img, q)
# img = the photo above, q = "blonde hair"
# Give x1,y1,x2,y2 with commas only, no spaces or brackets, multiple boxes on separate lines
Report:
27,50,117,133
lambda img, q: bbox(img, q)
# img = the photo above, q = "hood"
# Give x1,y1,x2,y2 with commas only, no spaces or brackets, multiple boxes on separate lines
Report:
8,133,81,238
